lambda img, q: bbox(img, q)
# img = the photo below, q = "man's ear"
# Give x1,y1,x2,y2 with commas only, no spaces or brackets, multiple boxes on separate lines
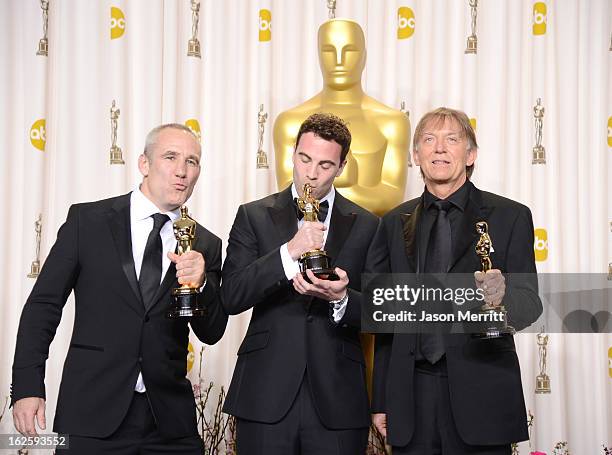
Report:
412,147,420,166
336,159,347,177
138,153,149,177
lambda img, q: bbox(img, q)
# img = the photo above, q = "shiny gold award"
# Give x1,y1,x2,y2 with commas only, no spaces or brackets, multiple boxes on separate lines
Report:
166,206,206,318
473,221,516,338
296,183,338,281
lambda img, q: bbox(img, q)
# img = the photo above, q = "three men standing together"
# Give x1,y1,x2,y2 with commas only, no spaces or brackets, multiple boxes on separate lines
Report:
12,109,540,454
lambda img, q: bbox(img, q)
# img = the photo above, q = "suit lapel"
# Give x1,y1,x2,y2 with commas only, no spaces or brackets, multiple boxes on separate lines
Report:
400,201,421,272
449,185,485,271
147,262,176,313
107,194,144,312
325,192,356,266
268,186,298,245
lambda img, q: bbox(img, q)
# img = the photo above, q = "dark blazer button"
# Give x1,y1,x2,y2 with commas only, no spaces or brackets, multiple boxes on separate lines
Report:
307,315,314,323
138,356,143,362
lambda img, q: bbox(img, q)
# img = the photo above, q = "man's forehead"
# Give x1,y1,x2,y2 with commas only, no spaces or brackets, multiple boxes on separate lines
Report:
155,129,201,154
422,117,463,135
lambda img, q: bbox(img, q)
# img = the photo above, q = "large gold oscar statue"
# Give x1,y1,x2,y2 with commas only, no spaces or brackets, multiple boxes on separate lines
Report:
273,19,410,216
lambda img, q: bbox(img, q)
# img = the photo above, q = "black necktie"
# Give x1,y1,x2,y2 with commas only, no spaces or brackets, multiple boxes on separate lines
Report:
139,213,170,308
294,198,329,222
420,200,452,364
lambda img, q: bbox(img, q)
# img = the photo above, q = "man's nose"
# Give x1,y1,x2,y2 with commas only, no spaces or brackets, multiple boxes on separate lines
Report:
306,163,318,180
175,161,187,177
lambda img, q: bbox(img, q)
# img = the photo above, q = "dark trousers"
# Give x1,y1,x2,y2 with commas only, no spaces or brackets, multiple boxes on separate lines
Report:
393,359,511,455
60,392,203,454
236,375,368,455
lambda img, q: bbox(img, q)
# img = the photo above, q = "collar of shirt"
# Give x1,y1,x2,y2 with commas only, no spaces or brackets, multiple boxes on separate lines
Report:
291,183,335,225
130,187,181,279
423,179,471,212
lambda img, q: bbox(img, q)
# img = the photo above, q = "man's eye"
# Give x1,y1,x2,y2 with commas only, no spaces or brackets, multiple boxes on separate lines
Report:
187,159,198,166
321,164,331,170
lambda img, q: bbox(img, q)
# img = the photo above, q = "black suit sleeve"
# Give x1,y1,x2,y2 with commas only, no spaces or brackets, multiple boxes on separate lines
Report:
11,205,80,405
221,204,289,315
336,218,389,330
190,235,228,345
503,206,542,331
370,216,393,413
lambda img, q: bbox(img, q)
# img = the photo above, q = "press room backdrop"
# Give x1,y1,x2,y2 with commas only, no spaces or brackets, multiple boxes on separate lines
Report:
0,0,610,453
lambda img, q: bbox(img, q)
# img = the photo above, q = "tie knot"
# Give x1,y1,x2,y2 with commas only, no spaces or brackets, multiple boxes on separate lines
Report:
151,213,170,231
433,200,452,213
294,198,329,222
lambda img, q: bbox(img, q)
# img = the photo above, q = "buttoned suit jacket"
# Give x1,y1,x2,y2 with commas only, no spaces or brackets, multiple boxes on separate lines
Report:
372,182,542,447
12,193,228,438
221,186,387,429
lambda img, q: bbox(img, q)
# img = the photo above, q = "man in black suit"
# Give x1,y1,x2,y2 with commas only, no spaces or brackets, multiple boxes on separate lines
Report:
222,113,386,454
11,124,227,454
371,107,542,454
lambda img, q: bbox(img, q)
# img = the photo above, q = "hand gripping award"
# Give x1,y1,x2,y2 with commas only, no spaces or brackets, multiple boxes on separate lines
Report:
295,183,339,281
167,206,207,318
473,221,515,338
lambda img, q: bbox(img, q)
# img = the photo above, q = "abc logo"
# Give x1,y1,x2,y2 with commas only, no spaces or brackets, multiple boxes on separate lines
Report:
259,9,271,42
469,118,477,131
607,116,612,147
397,7,415,40
532,2,547,35
111,7,126,40
30,119,46,151
187,342,195,373
185,119,201,143
534,228,548,262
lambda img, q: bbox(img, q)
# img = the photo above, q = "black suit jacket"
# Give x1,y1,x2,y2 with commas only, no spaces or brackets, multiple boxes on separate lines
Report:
221,186,386,429
11,193,228,438
372,182,542,447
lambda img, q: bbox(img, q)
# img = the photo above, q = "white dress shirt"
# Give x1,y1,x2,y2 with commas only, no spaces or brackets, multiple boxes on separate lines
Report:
279,184,348,322
130,188,180,392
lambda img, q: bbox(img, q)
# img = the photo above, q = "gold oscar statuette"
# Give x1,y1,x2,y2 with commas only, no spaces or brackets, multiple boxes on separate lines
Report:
37,0,49,56
110,100,125,165
256,104,269,169
400,102,413,167
465,0,478,54
553,441,570,455
187,0,202,58
473,221,516,338
273,19,410,216
532,98,546,164
296,183,338,281
27,214,43,278
535,328,551,393
167,206,206,318
527,409,535,448
327,0,337,20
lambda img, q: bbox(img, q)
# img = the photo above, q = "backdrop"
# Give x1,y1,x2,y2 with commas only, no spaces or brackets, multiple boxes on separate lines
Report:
0,0,610,453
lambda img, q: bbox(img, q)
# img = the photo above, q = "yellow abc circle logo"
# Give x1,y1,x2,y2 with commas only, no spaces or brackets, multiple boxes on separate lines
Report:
469,118,477,131
532,2,547,36
534,228,548,262
187,342,195,373
607,116,612,147
111,7,126,40
397,7,416,40
185,119,201,143
259,9,271,42
30,119,46,151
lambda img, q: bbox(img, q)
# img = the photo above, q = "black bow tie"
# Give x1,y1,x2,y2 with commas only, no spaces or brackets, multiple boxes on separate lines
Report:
294,198,329,222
